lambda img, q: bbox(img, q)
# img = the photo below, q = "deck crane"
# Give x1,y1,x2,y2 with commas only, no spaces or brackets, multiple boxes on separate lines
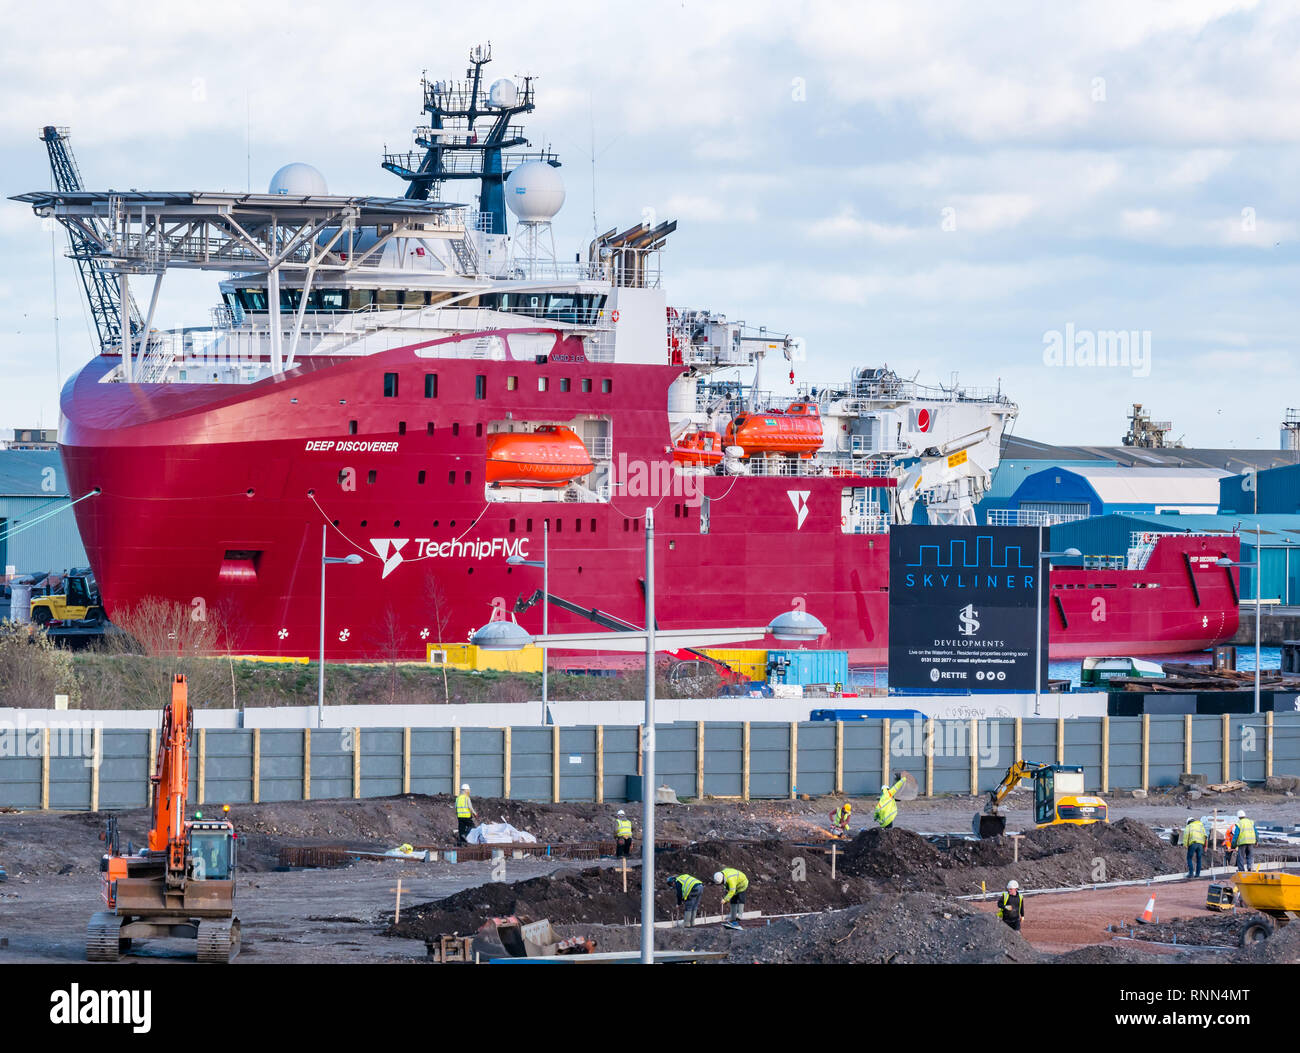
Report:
39,125,141,353
89,675,241,962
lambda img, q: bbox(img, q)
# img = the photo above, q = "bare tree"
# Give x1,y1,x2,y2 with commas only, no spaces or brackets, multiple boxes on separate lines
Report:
424,572,453,703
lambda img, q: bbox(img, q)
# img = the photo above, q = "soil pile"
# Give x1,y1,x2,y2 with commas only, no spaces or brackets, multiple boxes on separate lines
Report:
841,819,1185,893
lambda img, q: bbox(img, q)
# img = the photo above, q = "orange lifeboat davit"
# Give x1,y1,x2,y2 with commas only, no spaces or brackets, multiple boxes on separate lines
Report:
723,402,823,457
486,426,596,488
672,430,723,467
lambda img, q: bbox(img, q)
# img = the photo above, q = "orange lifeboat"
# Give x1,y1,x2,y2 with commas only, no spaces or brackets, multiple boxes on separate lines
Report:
723,402,823,457
672,430,723,467
485,426,596,488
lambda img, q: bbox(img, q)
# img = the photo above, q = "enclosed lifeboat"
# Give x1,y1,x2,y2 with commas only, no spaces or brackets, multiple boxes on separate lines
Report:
672,430,723,467
723,402,823,457
485,426,596,488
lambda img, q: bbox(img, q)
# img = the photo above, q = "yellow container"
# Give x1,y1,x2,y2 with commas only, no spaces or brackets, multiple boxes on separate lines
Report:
701,648,768,681
1234,872,1300,913
427,642,543,673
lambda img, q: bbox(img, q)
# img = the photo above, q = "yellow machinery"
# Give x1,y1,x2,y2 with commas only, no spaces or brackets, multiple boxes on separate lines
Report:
30,568,102,625
1234,872,1300,946
974,760,1108,838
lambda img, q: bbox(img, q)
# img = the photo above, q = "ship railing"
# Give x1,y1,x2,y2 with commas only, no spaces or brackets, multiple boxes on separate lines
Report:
985,509,1091,527
843,513,890,535
739,454,893,479
587,436,613,460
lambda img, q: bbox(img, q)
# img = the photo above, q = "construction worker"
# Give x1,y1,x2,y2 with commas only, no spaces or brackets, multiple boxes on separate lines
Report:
829,801,853,839
614,809,633,857
1232,809,1257,872
454,783,477,844
875,774,906,828
997,879,1025,932
714,867,749,929
1222,822,1235,869
1180,815,1207,879
667,873,704,927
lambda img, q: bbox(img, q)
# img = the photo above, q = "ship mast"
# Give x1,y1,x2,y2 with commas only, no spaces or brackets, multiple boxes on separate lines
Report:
381,43,558,236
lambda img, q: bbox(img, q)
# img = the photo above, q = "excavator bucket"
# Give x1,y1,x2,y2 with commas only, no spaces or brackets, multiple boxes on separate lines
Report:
974,813,1007,839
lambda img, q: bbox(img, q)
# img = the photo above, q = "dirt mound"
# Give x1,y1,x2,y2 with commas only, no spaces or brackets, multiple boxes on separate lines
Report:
839,819,1185,894
1126,911,1264,949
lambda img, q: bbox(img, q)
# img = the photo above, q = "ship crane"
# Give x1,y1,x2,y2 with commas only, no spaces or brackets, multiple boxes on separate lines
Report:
891,426,994,526
39,126,141,354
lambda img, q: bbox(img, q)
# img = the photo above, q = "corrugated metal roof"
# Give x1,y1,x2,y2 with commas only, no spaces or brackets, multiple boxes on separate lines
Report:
1002,434,1299,472
1063,465,1228,506
0,450,68,497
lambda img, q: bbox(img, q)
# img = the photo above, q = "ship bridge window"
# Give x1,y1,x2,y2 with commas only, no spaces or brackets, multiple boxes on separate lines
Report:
475,375,487,400
384,373,399,398
560,378,571,393
425,374,438,398
236,288,268,311
602,379,612,393
478,292,608,324
538,377,549,392
581,378,592,393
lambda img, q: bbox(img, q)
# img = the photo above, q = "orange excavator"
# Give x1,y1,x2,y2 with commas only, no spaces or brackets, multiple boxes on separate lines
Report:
88,674,241,962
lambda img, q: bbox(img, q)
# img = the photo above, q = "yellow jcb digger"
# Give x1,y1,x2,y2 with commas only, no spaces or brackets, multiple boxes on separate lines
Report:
974,760,1108,838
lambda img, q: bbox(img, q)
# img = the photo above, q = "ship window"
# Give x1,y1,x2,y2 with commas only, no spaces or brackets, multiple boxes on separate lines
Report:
509,519,516,532
337,470,347,485
464,471,471,484
582,378,592,393
602,379,612,393
507,376,518,391
624,519,630,532
633,518,640,532
367,470,377,485
452,423,460,437
560,378,571,393
700,496,711,534
349,420,358,435
449,471,456,484
475,375,487,400
555,519,562,534
539,377,549,392
427,423,435,435
425,374,438,398
383,373,399,398
347,289,374,310
402,288,426,307
527,519,533,532
576,519,582,533
590,518,596,533
476,423,483,438
377,289,401,308
398,421,406,435
236,287,268,311
313,289,345,311
418,471,426,484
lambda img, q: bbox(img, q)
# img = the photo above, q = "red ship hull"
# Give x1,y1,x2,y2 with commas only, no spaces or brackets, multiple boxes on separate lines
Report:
59,335,1240,666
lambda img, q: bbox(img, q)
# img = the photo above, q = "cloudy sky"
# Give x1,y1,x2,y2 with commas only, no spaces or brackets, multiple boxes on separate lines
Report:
1,0,1297,447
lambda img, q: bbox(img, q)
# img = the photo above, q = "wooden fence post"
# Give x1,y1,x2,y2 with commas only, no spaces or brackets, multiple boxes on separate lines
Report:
147,727,157,806
303,728,311,801
596,725,604,804
1184,715,1193,775
402,727,411,795
835,721,844,795
789,722,798,799
696,721,706,801
1266,711,1274,779
1056,716,1065,765
90,726,102,813
1221,713,1230,783
452,726,462,796
198,728,207,805
1101,716,1110,794
503,727,512,800
1140,714,1150,791
742,722,751,802
924,719,935,797
252,728,262,804
352,727,362,799
40,727,50,811
552,724,561,804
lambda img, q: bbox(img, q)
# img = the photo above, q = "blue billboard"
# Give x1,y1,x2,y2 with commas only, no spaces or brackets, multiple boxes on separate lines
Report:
887,525,1045,692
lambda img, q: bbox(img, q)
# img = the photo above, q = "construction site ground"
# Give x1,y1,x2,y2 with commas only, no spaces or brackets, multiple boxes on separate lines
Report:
1,789,1296,964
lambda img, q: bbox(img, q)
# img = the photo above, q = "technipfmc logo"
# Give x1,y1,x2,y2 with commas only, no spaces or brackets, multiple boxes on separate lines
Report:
957,603,980,636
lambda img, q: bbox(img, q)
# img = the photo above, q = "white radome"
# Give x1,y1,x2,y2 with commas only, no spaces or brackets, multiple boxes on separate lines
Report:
505,161,565,221
488,78,519,108
268,163,329,197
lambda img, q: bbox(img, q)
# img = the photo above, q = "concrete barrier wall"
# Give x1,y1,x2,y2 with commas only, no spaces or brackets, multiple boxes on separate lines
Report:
2,713,1297,811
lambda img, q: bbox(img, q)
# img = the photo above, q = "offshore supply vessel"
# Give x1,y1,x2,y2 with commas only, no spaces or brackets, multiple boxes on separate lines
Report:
17,45,1240,664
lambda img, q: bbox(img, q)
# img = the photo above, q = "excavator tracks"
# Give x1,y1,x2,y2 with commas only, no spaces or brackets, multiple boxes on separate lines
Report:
196,918,241,964
86,911,126,962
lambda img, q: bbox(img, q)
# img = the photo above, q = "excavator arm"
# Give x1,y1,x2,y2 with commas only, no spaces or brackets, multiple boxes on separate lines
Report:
974,760,1046,838
146,675,191,882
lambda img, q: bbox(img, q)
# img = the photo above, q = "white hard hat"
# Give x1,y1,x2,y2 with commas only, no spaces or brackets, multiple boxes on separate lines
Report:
1007,879,1019,891
461,783,470,791
881,784,890,792
617,809,625,816
713,871,724,884
1237,810,1246,819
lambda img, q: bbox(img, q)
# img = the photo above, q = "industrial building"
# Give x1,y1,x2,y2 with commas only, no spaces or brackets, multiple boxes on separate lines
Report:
0,447,89,577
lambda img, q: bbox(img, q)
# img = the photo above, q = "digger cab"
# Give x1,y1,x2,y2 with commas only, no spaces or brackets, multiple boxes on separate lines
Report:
1033,765,1107,828
187,821,237,881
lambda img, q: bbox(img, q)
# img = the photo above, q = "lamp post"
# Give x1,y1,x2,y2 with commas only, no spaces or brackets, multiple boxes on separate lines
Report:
318,524,363,728
506,519,549,725
471,515,826,964
1035,524,1081,718
1218,540,1262,714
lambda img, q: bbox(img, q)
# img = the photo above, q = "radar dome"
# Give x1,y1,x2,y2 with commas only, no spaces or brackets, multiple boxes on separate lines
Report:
488,78,519,108
268,162,329,197
505,161,565,222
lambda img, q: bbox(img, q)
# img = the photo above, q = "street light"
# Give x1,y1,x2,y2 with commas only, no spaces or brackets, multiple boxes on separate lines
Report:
318,524,363,728
506,519,549,724
1211,530,1263,712
1035,524,1081,718
469,506,827,964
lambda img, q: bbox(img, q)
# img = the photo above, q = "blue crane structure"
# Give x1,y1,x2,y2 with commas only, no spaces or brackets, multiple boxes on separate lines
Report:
40,125,140,354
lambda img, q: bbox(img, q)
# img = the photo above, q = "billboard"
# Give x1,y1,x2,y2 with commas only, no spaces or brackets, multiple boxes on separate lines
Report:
888,525,1046,692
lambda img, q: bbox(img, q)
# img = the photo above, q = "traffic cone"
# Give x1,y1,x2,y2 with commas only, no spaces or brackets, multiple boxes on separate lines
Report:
1136,893,1157,924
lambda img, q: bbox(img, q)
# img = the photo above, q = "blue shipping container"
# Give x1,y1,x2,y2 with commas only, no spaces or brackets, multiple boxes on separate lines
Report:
767,649,849,686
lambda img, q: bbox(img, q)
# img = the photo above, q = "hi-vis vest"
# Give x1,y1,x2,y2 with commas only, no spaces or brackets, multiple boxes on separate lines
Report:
1235,818,1257,846
720,867,748,900
675,874,702,900
615,818,633,839
875,778,905,824
834,806,851,826
455,793,471,819
1183,820,1206,846
998,892,1024,920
